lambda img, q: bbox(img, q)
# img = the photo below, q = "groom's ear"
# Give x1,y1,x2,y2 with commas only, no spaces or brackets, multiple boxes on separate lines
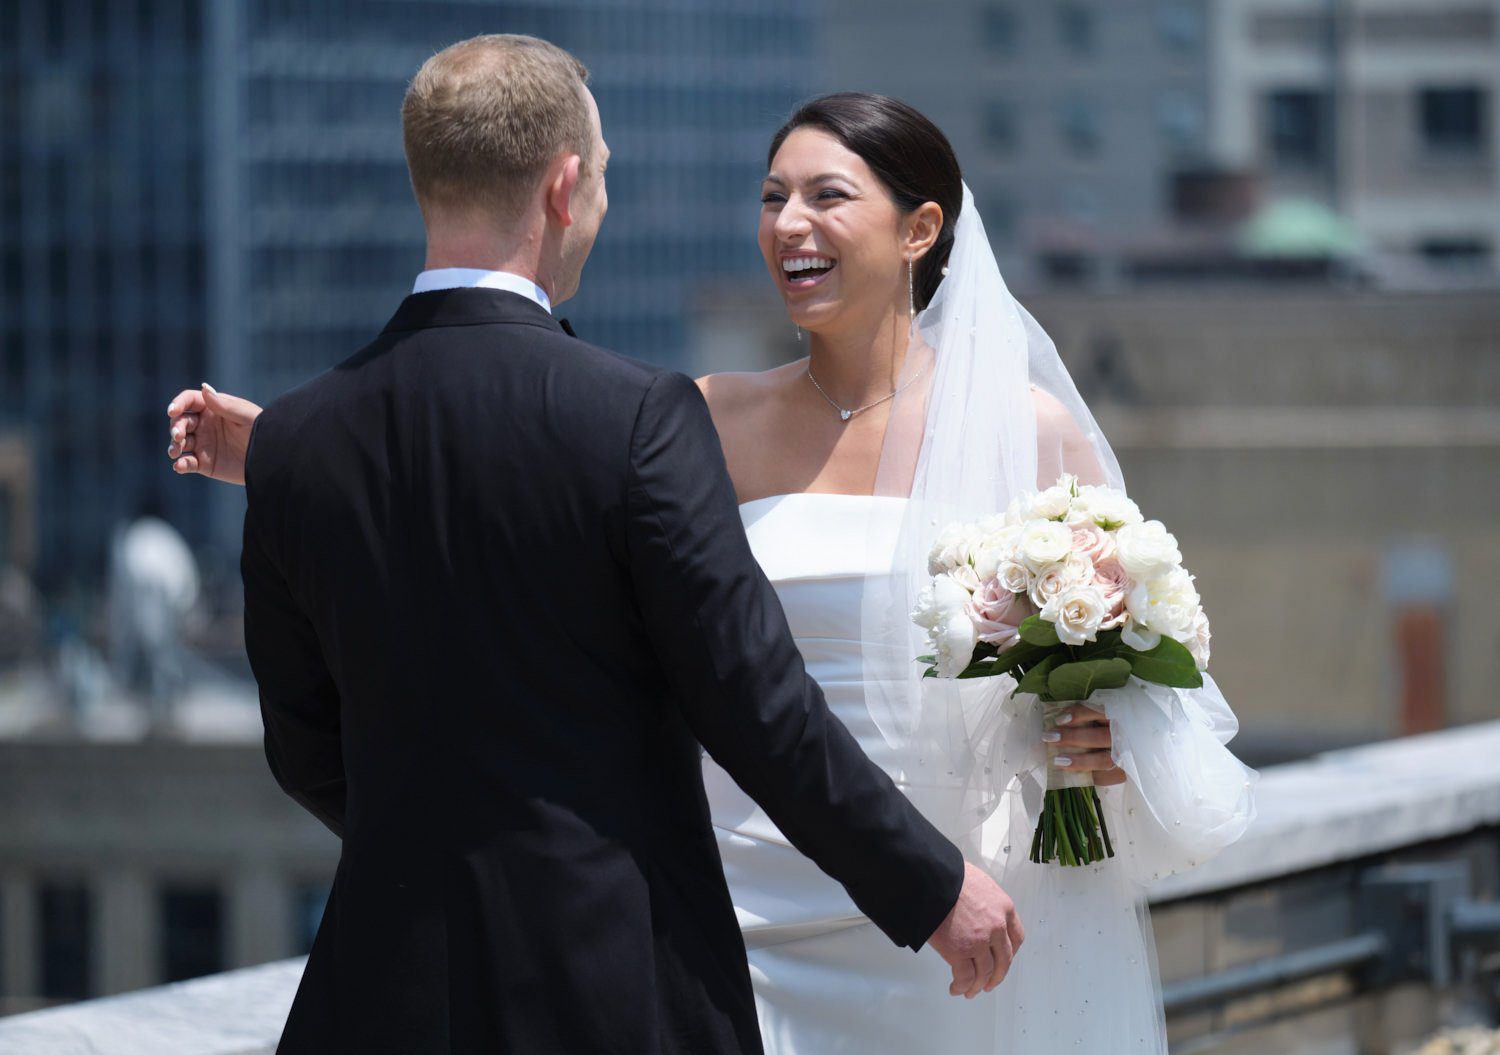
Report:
544,154,584,229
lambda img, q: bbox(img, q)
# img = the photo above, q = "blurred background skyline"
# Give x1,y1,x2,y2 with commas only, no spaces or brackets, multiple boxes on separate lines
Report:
1,0,1497,1037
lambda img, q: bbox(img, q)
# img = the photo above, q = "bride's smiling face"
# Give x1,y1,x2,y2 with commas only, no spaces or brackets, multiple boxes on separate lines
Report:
759,127,910,335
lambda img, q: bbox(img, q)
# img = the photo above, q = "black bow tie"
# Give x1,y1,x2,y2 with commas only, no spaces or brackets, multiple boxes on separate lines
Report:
558,318,578,338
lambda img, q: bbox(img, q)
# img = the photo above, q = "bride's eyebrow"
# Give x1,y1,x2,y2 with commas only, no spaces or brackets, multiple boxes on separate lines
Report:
761,172,857,187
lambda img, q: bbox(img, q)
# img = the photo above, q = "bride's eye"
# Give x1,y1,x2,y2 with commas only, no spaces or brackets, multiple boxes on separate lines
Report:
760,192,786,205
817,189,849,202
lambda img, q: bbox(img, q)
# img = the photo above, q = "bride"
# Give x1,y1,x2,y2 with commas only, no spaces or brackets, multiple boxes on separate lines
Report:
165,92,1256,1053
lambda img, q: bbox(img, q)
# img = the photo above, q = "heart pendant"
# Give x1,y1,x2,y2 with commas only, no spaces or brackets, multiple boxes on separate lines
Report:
840,409,852,421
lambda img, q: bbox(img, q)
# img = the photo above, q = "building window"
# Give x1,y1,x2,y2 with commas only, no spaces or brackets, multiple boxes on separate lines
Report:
983,101,1019,154
38,882,92,1000
981,6,1020,52
1060,99,1102,157
159,885,224,983
1058,6,1096,54
1419,87,1486,155
1157,92,1205,155
1419,238,1491,269
1159,1,1204,49
979,187,1019,241
1266,89,1326,166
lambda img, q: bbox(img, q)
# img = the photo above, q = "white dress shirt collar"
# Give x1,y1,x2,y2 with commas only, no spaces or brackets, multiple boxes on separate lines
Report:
412,268,552,314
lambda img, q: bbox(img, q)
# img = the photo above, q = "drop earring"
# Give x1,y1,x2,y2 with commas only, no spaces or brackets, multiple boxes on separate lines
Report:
796,324,803,342
907,255,915,322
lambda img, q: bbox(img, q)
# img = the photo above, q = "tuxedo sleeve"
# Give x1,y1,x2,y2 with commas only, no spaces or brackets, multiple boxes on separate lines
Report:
241,421,346,839
623,371,963,950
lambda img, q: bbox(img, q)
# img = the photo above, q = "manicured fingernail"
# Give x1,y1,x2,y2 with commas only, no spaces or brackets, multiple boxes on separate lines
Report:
1042,731,1061,743
202,382,217,394
1053,756,1072,767
167,403,176,415
1056,713,1074,725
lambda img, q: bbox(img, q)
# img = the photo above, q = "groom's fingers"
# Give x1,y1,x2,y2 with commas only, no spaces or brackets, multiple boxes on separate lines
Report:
966,946,995,998
948,958,976,997
983,935,1013,992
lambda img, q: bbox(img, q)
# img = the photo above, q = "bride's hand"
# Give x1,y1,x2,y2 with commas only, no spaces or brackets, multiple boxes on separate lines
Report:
166,384,262,486
1046,702,1126,786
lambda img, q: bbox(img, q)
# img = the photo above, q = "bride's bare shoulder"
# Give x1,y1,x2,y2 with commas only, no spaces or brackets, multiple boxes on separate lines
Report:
1030,385,1087,440
695,360,805,423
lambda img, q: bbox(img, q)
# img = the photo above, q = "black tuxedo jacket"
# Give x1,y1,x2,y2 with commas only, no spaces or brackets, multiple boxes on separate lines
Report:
241,288,964,1054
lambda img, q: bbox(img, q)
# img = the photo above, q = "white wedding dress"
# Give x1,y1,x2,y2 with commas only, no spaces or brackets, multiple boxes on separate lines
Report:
706,492,1257,1054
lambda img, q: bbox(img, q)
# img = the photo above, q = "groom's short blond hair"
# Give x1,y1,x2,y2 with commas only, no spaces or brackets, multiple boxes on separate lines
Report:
402,34,592,225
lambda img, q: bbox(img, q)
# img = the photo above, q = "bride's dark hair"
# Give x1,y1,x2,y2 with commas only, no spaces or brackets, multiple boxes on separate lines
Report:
768,92,963,311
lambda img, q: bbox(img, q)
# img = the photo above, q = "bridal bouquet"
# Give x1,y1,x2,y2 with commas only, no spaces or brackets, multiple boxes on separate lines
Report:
912,474,1209,867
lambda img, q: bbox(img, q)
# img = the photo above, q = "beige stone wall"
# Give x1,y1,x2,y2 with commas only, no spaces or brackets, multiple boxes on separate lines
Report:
1026,290,1500,750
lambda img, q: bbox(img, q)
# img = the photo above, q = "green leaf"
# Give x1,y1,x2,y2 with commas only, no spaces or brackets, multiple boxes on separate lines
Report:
1076,630,1124,661
1046,657,1132,700
956,660,1005,680
1018,615,1060,648
992,639,1054,675
916,655,936,665
1122,636,1203,688
1016,653,1061,696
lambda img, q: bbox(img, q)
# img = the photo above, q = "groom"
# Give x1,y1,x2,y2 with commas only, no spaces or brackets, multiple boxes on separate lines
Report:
237,34,1022,1053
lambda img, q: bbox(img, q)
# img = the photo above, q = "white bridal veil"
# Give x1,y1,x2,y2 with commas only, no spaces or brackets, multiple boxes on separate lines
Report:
858,184,1258,1052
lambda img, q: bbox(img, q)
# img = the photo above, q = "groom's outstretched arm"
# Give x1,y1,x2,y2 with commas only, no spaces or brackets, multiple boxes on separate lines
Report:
623,370,963,951
241,424,346,839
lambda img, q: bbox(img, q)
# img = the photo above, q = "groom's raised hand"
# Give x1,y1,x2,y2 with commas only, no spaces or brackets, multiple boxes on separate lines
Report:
927,862,1025,998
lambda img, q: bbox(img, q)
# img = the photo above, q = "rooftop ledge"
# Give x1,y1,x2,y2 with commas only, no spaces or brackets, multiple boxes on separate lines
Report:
5,720,1500,1053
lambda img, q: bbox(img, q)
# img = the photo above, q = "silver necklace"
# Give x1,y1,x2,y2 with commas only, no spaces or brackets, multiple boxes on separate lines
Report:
806,359,929,422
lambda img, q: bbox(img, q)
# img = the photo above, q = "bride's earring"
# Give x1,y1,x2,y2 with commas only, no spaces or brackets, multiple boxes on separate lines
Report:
907,255,915,322
796,324,803,342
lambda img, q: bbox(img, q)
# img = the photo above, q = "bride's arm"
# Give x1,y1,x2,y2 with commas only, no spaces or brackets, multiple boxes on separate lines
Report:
166,384,262,485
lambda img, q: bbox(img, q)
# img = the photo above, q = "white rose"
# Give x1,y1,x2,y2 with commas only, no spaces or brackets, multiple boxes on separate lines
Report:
998,558,1032,595
912,573,980,677
1115,520,1182,579
1122,566,1198,643
971,524,1021,581
949,563,983,593
1028,552,1095,608
1028,561,1073,609
1017,520,1073,571
926,523,973,575
1148,566,1200,641
912,573,975,630
1187,609,1211,670
1041,584,1109,646
933,610,978,678
1076,486,1143,530
1027,484,1074,522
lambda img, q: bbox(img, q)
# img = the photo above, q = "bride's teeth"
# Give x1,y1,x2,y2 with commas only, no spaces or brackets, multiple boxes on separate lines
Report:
782,256,834,274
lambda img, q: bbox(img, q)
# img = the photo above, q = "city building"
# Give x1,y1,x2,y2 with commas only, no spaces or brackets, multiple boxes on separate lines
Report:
820,0,1500,285
1213,0,1500,277
819,0,1220,283
1,0,816,590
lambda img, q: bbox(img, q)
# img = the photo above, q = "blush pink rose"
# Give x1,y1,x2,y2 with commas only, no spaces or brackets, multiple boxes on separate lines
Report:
1070,521,1116,564
1092,558,1131,629
969,579,1035,650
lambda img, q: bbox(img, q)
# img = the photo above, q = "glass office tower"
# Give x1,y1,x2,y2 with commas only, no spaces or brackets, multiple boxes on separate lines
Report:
1,0,814,587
